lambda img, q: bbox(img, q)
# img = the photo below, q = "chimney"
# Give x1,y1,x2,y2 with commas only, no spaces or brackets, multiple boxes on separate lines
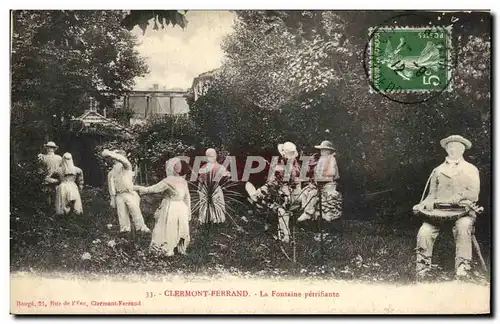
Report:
89,97,96,111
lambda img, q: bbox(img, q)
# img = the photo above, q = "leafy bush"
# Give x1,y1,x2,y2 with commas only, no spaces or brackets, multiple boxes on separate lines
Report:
107,107,136,126
94,115,207,183
188,11,491,224
10,158,46,211
10,158,50,256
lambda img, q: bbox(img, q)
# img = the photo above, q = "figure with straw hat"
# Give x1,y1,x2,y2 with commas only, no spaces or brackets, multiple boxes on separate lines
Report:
245,141,302,243
298,140,342,224
38,141,62,208
413,135,481,280
245,165,292,243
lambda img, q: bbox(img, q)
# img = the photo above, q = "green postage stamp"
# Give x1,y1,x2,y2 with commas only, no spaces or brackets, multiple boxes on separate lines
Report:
369,26,453,93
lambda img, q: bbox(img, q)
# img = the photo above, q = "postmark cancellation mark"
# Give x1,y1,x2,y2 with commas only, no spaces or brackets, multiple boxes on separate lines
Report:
368,26,453,94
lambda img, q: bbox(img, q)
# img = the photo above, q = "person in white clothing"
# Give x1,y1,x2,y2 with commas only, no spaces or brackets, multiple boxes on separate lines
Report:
47,152,84,216
102,149,150,234
134,158,191,256
414,135,481,279
38,141,62,208
298,140,343,223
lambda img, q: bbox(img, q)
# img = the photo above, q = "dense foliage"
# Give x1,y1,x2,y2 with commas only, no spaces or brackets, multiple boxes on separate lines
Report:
10,11,492,281
94,115,202,183
189,10,491,221
121,10,188,33
11,10,148,158
11,10,149,232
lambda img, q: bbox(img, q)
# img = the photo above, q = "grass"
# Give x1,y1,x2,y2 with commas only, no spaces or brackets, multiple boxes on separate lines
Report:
10,186,490,284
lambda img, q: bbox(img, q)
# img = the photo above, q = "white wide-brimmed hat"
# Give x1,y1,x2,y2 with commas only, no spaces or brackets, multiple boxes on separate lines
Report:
278,142,298,159
114,149,127,156
314,140,336,151
440,135,472,150
43,141,58,149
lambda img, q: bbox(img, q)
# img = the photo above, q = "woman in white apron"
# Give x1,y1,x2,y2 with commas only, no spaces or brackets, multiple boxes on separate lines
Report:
134,158,191,256
48,152,84,216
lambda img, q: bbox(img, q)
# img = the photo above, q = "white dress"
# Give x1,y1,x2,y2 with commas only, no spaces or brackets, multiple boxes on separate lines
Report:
50,167,84,215
138,176,191,256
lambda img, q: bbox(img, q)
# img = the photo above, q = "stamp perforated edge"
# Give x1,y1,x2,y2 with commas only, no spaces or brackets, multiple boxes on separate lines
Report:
368,25,454,94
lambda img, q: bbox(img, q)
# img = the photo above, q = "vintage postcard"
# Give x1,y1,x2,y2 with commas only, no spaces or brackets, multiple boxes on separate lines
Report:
10,9,491,314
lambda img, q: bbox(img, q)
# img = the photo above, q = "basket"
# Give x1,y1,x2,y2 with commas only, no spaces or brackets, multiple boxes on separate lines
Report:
413,203,469,222
413,169,469,222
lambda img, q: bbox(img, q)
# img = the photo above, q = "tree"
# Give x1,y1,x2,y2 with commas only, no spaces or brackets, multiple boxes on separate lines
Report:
121,10,188,34
11,10,149,144
221,11,297,110
192,10,491,220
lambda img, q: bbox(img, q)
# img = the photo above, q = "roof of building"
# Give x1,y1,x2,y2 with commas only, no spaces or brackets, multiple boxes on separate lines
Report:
191,68,221,87
197,68,220,78
126,90,189,96
70,110,136,138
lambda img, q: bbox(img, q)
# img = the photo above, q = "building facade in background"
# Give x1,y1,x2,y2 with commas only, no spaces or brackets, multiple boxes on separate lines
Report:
119,84,190,126
113,67,220,126
190,68,220,102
